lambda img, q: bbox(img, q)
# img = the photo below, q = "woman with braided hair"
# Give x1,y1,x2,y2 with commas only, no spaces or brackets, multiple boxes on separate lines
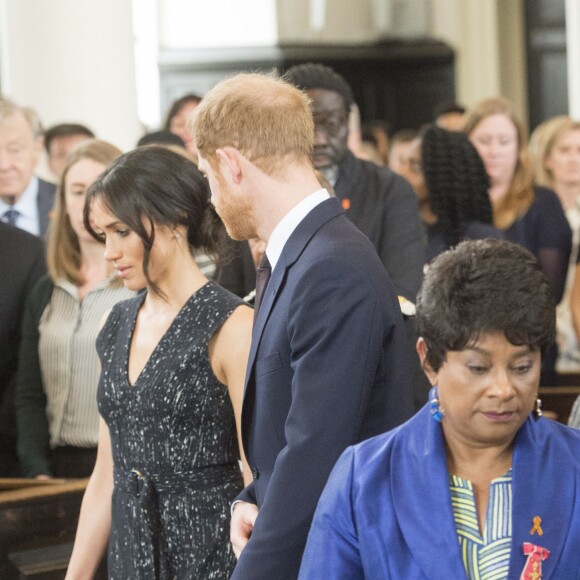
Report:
405,125,503,264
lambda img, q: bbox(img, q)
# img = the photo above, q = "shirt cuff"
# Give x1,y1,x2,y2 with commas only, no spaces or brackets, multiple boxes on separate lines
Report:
231,499,243,517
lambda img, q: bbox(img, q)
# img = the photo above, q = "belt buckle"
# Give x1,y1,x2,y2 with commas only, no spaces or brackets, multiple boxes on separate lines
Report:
129,468,144,495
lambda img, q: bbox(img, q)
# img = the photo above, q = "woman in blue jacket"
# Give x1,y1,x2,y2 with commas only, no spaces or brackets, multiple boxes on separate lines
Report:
300,239,580,580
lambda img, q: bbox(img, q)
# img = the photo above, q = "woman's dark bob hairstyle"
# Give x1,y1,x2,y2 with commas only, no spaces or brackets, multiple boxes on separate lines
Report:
84,145,226,296
416,239,556,371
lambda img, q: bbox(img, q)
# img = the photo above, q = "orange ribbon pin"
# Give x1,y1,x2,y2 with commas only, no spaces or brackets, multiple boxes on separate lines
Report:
530,516,543,536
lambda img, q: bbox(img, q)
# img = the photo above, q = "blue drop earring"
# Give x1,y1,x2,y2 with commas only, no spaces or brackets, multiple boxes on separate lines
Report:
430,387,445,422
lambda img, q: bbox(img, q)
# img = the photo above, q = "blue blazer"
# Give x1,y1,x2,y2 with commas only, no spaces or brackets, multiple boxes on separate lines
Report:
232,197,414,580
299,403,580,579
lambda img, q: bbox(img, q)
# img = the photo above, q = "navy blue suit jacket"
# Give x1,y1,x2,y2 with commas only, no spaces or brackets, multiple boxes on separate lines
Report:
0,223,46,474
232,198,414,579
37,178,56,237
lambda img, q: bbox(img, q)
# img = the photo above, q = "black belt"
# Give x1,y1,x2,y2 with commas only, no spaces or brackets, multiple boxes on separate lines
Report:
114,462,241,494
113,463,241,579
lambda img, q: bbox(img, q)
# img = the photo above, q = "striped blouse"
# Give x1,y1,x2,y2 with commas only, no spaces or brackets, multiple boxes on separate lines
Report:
38,277,133,448
450,469,512,580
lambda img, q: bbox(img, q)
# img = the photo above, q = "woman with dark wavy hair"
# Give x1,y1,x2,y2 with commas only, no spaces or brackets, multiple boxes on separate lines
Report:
406,125,503,263
66,146,253,579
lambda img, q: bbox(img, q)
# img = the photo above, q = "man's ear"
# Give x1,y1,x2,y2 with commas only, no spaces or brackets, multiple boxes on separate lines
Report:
216,147,243,184
416,337,438,386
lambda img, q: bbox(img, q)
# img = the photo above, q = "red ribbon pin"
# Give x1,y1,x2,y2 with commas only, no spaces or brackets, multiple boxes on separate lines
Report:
519,542,550,580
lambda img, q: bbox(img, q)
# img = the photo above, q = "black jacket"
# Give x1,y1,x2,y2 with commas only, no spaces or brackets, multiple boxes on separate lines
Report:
334,151,425,301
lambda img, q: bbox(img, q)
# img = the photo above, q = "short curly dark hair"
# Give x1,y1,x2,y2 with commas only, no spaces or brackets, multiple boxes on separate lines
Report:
284,63,354,113
421,125,492,249
416,239,556,371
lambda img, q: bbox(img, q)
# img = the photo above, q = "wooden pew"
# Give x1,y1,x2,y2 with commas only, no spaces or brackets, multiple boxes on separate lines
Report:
0,478,106,579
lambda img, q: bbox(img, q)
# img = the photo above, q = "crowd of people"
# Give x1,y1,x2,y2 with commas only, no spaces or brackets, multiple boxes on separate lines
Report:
1,63,580,579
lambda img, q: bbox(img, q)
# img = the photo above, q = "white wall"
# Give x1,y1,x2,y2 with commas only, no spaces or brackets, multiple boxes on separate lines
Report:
0,0,533,141
0,0,141,151
158,0,278,49
431,0,501,106
276,0,376,43
156,0,523,114
157,0,430,47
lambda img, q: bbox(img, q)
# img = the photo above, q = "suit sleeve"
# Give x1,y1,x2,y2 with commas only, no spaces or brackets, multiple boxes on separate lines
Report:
532,189,572,303
379,175,426,301
15,278,52,477
25,241,48,297
232,258,390,579
235,480,257,505
298,447,363,579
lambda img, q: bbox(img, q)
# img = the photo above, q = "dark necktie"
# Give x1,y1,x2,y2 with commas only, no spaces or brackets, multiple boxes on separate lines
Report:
254,254,271,321
2,208,19,227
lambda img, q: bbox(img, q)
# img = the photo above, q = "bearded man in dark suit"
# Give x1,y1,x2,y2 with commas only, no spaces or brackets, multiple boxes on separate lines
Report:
192,72,414,580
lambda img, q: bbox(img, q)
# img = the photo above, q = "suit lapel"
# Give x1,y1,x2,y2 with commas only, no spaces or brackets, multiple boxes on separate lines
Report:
508,418,576,579
37,179,55,236
392,411,576,580
334,150,358,202
243,197,344,389
241,198,345,442
243,255,286,387
391,405,468,580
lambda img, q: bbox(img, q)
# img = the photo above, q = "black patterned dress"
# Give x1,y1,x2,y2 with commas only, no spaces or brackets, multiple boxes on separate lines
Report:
96,282,245,579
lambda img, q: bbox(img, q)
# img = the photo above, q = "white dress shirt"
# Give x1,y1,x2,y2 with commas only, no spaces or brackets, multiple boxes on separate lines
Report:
0,176,40,235
266,189,330,272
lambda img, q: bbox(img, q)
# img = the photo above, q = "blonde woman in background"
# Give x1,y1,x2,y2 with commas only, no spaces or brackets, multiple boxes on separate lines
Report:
464,97,572,383
15,140,133,479
530,116,580,372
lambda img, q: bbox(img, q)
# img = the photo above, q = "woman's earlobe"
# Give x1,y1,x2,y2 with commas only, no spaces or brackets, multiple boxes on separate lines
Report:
416,337,438,385
416,337,428,364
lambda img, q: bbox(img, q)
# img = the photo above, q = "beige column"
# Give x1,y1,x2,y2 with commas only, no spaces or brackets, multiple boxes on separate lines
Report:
566,0,580,118
431,0,527,121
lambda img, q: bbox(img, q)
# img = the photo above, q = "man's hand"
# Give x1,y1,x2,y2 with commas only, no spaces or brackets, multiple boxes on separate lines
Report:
231,501,259,558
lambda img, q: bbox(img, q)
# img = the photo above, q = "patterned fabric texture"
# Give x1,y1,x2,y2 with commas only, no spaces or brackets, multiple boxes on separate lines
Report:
450,469,512,580
97,281,244,579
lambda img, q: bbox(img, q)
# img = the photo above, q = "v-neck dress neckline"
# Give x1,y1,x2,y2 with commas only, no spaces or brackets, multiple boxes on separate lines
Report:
125,282,211,388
